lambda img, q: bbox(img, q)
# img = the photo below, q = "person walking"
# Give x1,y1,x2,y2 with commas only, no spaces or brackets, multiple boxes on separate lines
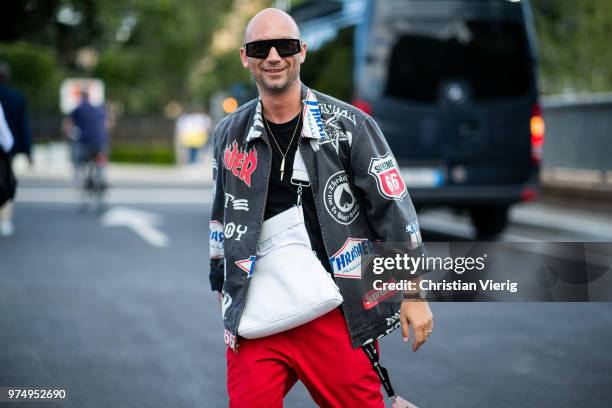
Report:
175,108,211,164
0,61,32,236
0,102,16,218
209,8,433,407
0,102,13,152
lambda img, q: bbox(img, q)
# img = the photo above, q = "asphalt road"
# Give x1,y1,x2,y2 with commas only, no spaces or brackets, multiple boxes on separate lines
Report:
1,181,612,407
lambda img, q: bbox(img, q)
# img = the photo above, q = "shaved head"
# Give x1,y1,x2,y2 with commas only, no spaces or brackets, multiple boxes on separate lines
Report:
240,8,306,99
243,8,300,44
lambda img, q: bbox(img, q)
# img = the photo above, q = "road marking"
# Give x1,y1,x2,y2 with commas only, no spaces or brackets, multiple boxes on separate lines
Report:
101,206,169,247
494,241,612,267
418,211,539,242
511,204,612,241
418,213,473,239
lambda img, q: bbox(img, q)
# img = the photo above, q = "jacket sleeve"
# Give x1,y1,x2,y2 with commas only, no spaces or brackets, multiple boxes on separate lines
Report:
350,115,426,262
18,97,32,157
0,103,14,153
209,122,226,292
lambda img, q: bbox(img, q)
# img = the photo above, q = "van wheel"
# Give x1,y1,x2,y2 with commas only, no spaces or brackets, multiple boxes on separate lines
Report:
470,205,509,240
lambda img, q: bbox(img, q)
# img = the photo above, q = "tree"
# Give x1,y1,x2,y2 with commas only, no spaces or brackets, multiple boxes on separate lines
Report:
532,0,612,94
0,42,61,112
1,0,235,114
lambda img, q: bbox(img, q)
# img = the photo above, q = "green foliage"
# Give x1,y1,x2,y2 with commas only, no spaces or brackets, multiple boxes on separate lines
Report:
110,144,175,165
194,50,253,102
92,0,233,112
95,48,146,85
4,0,611,118
2,0,234,114
532,0,612,94
0,41,62,112
93,47,160,113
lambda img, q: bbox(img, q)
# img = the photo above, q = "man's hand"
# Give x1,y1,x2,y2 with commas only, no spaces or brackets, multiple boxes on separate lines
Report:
400,300,433,352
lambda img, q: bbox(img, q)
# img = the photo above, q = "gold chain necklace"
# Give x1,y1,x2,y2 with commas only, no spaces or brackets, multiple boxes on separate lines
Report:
263,110,302,181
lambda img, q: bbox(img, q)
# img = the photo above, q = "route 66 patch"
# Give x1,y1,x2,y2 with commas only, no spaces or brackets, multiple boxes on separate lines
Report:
368,153,406,201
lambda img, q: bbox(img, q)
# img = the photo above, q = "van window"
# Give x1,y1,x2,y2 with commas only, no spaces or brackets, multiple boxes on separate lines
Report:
300,26,355,102
385,21,531,103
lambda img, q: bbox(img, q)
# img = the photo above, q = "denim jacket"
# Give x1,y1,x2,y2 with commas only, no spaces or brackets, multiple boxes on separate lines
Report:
210,85,424,350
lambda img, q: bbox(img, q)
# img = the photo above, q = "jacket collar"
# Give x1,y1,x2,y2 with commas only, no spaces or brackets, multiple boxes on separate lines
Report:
244,97,265,143
245,83,326,143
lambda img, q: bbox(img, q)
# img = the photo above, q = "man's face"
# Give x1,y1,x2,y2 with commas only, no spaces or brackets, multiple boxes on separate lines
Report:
240,20,306,95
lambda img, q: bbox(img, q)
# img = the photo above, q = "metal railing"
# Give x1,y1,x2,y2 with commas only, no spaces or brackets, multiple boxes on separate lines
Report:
542,93,612,188
31,115,175,148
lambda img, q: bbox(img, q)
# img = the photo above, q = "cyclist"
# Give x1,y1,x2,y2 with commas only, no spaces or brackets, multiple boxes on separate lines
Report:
63,90,109,191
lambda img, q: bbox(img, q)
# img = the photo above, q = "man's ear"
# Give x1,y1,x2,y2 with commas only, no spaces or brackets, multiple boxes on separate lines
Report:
299,42,307,64
239,47,249,68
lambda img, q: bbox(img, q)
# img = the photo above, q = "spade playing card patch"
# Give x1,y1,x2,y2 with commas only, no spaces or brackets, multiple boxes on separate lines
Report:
324,171,360,225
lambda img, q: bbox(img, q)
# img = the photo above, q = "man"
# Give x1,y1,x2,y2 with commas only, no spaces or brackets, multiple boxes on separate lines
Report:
63,90,109,187
0,61,32,237
0,62,31,162
210,8,433,407
0,102,15,206
0,103,13,153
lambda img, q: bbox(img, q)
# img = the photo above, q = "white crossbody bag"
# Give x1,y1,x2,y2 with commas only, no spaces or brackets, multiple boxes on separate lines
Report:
237,148,343,339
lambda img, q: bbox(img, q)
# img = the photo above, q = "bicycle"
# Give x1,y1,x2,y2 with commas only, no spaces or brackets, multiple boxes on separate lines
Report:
76,150,108,213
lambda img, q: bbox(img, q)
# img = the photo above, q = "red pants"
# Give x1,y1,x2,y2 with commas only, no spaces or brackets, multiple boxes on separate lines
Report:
227,307,385,407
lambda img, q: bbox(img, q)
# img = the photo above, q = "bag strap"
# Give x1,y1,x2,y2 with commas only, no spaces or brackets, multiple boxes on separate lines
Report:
291,147,310,207
362,342,396,399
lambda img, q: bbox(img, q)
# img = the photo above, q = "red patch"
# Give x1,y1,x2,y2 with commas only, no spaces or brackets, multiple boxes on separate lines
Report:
224,329,237,350
362,279,398,310
224,141,257,187
368,153,406,200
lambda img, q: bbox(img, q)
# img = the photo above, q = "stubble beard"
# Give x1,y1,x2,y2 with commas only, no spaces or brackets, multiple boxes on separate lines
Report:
254,64,300,96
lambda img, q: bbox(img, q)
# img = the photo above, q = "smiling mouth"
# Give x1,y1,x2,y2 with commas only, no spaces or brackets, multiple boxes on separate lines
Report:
263,68,285,73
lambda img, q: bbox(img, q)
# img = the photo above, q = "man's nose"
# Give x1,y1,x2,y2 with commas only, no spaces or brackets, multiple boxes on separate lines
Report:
266,46,282,61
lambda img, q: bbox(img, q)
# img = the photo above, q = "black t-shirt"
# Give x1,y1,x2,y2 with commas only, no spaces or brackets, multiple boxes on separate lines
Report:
263,114,331,273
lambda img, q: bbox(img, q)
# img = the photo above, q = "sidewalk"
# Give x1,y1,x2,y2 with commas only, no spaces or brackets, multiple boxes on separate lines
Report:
511,197,612,240
13,143,213,186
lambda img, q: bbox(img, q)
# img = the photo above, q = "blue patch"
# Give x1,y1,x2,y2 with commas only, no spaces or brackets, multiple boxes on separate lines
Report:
329,237,369,279
405,223,422,246
305,100,326,140
209,220,224,259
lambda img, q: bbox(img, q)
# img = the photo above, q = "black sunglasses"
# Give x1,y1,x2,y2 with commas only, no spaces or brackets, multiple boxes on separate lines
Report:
244,39,301,58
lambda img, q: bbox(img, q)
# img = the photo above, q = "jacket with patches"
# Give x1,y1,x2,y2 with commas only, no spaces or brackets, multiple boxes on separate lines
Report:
210,85,424,350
